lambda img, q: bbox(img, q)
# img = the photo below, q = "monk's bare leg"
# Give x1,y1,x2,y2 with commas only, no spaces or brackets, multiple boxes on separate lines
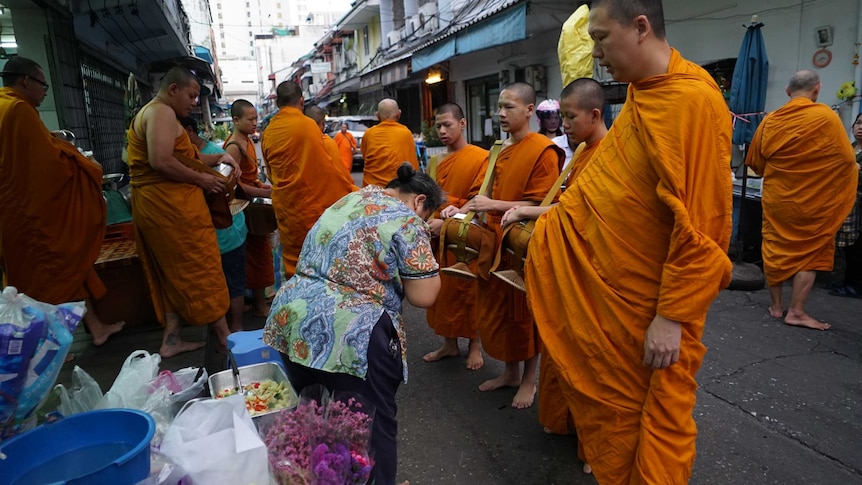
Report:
227,295,245,333
83,299,125,346
479,361,521,392
252,288,270,317
512,355,538,409
160,312,206,358
465,338,484,370
785,271,830,330
768,283,784,318
423,337,460,362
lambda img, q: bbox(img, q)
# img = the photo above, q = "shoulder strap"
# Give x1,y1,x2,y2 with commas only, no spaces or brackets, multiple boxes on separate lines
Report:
540,142,586,206
173,150,225,179
427,154,440,181
224,139,250,162
460,140,503,232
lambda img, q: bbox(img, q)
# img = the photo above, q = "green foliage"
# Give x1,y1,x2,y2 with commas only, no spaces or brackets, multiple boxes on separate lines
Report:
210,123,231,143
421,120,443,147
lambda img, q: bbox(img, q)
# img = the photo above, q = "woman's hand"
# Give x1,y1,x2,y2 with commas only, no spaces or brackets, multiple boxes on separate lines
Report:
427,218,444,237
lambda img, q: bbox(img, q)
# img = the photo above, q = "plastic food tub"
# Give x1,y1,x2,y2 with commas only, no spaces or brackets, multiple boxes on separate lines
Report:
0,408,155,485
209,362,298,417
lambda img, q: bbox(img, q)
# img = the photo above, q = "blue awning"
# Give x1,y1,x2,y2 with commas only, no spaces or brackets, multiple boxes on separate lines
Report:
411,3,527,72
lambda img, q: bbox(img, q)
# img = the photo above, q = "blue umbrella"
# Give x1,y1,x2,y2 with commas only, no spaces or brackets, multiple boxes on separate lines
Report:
729,21,768,146
727,20,768,284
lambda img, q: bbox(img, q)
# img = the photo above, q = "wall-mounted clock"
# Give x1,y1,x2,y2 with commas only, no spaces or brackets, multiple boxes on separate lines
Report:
813,49,832,68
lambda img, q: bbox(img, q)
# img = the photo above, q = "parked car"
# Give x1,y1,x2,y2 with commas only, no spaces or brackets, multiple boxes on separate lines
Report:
325,116,378,171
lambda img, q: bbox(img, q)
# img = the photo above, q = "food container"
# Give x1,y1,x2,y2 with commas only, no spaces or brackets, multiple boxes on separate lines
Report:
208,362,298,417
216,162,234,179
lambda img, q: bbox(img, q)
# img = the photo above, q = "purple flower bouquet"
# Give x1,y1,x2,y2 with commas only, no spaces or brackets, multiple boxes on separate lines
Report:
264,384,375,485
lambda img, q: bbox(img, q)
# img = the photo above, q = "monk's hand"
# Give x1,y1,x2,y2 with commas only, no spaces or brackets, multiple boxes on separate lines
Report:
643,315,681,369
470,195,495,213
501,206,522,227
427,218,444,237
198,173,227,194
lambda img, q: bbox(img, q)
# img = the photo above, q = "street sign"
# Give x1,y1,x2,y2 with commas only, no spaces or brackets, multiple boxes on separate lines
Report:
310,62,331,74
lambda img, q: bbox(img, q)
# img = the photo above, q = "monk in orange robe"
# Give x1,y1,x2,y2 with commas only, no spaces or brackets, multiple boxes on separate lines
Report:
422,103,488,370
334,123,357,173
304,105,348,177
261,82,358,279
746,70,858,330
224,99,274,318
361,98,418,187
127,67,238,357
0,56,124,345
442,82,563,409
524,3,733,482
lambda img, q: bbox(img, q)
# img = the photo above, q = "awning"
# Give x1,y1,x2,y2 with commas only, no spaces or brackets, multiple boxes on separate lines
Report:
412,3,527,72
194,45,214,64
360,52,412,87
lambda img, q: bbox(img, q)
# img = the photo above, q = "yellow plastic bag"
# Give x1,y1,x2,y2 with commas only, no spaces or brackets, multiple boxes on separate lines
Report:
558,4,594,86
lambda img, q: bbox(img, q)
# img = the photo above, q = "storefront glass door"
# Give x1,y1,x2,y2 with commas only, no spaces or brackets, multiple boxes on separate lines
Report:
466,75,500,149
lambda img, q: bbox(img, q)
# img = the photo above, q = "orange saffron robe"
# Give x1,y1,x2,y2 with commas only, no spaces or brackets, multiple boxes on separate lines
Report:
525,49,733,484
334,131,356,173
426,145,488,339
127,111,229,325
745,97,857,286
0,88,107,304
224,133,275,290
360,119,418,187
538,140,600,440
322,135,347,176
474,132,562,362
261,106,358,278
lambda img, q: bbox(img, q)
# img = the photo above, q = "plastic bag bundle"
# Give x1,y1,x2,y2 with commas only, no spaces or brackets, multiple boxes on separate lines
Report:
99,350,162,410
558,4,594,86
0,287,47,432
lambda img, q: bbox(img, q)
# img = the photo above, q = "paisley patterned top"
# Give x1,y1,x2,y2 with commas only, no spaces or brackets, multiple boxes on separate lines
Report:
263,186,438,382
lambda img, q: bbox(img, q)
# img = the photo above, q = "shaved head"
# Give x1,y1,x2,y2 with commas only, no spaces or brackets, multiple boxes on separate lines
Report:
276,81,303,108
561,78,605,113
231,99,255,119
787,70,820,94
159,66,199,94
592,0,666,40
303,105,327,131
1,56,42,87
377,98,400,121
503,82,536,105
435,103,465,120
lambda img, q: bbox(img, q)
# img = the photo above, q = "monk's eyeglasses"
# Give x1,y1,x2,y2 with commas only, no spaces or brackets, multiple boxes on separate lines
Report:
27,76,49,92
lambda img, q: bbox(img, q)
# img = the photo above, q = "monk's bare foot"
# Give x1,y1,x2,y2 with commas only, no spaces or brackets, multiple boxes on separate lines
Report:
583,463,592,474
423,346,459,362
511,382,536,409
466,341,484,370
252,304,271,318
91,320,126,346
160,339,206,358
64,353,76,363
479,374,520,392
784,312,830,330
768,306,784,318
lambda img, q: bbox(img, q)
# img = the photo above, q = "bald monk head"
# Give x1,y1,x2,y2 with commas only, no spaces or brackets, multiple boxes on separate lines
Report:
304,105,327,133
1,56,48,107
376,98,401,121
498,82,536,140
559,78,607,147
434,103,467,150
157,66,200,118
786,70,821,102
589,0,671,83
276,81,304,109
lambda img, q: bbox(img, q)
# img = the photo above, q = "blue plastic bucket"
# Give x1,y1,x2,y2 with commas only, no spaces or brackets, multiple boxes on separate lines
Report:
0,408,155,485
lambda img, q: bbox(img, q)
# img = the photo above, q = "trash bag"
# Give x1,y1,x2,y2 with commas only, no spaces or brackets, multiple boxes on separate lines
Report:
55,365,104,416
160,395,270,485
98,350,161,410
558,4,594,86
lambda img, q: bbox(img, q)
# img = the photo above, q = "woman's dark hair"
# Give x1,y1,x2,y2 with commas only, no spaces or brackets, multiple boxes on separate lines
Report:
386,163,444,212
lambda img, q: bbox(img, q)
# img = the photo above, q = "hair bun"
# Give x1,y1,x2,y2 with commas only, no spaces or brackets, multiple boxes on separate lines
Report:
396,162,416,182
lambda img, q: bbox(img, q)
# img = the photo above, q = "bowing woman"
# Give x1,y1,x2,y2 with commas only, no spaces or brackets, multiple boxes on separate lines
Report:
263,163,443,485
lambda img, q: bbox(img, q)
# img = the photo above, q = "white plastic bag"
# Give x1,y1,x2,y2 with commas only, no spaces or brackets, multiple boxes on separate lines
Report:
55,365,103,416
99,350,161,409
160,395,270,485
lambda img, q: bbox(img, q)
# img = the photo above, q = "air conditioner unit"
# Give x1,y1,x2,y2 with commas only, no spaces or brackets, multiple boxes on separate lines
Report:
423,16,438,35
407,16,421,37
419,4,438,35
386,30,401,48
